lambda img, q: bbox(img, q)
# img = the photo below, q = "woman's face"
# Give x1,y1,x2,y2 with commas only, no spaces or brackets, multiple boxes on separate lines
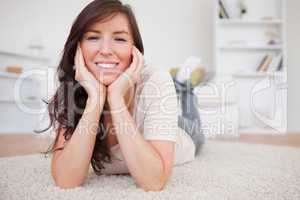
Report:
80,13,134,86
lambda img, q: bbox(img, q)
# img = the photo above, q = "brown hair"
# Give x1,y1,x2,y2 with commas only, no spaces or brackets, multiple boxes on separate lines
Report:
40,0,144,175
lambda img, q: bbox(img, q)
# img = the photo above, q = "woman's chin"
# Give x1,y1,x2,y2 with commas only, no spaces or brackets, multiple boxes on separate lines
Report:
98,76,116,86
93,70,121,86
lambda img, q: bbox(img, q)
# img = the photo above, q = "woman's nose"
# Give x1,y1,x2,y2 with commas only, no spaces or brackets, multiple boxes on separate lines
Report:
98,39,113,56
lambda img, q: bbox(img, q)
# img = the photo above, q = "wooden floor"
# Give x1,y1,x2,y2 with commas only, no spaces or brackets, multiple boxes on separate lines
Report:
0,134,53,157
0,133,300,157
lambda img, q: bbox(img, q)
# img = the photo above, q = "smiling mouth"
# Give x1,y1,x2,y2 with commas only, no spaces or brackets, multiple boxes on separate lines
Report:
96,62,119,69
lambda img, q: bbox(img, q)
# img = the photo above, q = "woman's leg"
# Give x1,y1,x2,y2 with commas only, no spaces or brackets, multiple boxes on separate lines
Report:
173,78,205,156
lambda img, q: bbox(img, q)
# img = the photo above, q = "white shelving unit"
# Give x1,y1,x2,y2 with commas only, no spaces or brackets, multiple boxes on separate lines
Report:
217,19,284,25
218,44,283,51
0,51,50,134
0,50,49,63
214,0,287,134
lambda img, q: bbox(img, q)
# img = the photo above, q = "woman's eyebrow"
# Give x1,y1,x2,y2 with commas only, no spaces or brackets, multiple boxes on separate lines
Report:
85,30,129,35
113,31,129,35
86,30,101,34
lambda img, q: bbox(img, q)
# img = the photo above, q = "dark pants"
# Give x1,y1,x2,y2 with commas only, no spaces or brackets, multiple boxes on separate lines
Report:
173,78,205,156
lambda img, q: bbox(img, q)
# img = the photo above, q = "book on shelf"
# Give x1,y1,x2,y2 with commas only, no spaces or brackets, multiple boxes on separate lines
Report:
267,53,283,72
277,56,283,71
219,0,229,19
256,54,273,72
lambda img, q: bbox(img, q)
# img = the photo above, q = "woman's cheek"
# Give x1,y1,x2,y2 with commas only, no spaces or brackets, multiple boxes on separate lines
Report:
80,44,90,61
121,47,133,68
81,46,98,70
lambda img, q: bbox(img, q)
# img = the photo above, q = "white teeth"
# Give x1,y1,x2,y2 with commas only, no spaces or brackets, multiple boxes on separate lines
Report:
96,63,117,69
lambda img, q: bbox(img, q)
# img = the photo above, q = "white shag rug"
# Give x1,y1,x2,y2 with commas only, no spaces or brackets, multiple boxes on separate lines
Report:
1,141,300,200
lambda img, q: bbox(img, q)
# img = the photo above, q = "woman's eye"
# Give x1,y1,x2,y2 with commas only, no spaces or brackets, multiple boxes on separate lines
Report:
86,36,99,41
115,38,126,42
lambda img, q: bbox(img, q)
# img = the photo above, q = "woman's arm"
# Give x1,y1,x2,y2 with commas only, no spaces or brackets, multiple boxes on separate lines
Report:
104,47,175,191
108,98,175,191
51,45,106,189
51,97,104,189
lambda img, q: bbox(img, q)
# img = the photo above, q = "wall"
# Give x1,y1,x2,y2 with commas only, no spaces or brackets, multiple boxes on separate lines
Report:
124,0,214,69
287,0,300,132
0,0,214,69
0,0,299,132
0,0,89,66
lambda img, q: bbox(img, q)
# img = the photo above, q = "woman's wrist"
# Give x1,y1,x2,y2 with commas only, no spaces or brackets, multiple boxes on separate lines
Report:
85,95,105,113
107,95,126,112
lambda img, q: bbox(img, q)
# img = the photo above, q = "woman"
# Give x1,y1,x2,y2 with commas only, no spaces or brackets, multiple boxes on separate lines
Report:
46,0,204,191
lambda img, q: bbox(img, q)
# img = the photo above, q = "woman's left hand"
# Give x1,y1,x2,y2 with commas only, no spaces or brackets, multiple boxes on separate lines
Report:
107,46,144,105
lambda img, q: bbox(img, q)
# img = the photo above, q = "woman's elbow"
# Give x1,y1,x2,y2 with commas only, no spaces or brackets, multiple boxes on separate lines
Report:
139,174,168,192
53,176,84,189
52,169,85,189
140,181,166,192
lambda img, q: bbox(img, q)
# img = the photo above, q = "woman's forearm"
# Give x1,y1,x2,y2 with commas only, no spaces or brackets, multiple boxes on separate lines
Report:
51,97,104,188
108,98,166,191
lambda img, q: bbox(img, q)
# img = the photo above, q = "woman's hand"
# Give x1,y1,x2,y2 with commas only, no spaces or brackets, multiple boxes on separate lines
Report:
107,46,144,105
74,43,106,105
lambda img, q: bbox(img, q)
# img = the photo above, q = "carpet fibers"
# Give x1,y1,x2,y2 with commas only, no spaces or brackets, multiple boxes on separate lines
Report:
1,141,300,200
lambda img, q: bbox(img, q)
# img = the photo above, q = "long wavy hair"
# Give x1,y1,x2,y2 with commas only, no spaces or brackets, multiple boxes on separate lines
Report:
41,0,144,175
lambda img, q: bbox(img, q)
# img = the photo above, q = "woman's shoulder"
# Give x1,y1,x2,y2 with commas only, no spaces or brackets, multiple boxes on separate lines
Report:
134,65,176,100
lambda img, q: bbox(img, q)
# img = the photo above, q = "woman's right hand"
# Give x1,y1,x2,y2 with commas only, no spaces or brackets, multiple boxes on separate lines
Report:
74,43,106,106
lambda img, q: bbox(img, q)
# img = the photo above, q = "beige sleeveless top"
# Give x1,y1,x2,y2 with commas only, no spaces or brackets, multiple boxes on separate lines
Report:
101,66,195,174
